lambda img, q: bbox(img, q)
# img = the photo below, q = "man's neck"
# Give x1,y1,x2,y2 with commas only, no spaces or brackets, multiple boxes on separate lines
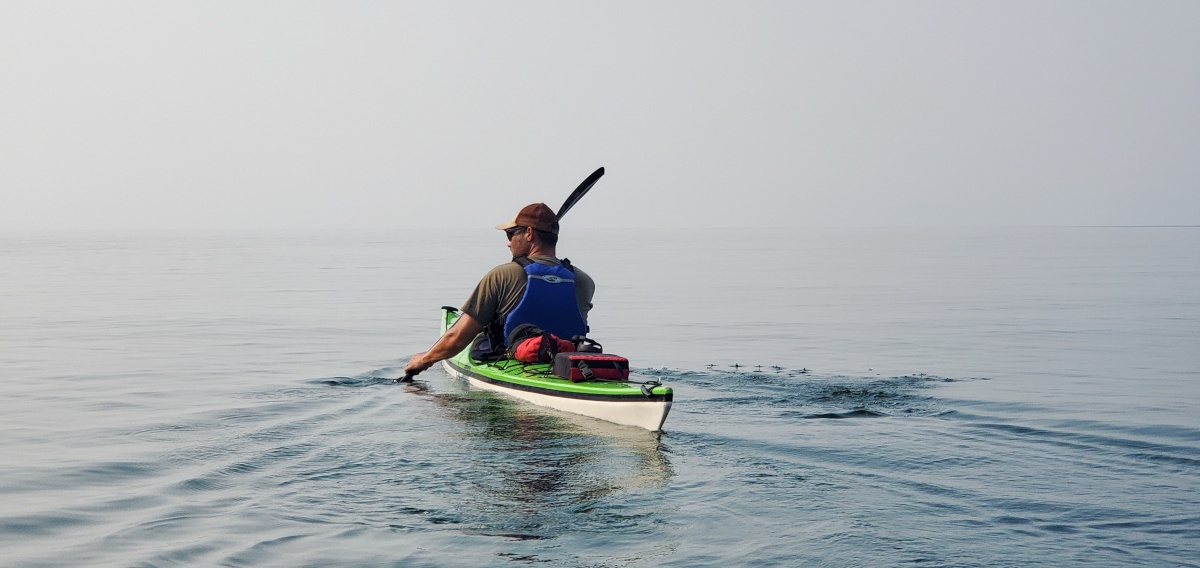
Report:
526,244,556,258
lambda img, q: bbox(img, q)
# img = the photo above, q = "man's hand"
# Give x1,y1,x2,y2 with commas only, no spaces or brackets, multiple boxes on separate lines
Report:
404,352,434,377
401,312,483,380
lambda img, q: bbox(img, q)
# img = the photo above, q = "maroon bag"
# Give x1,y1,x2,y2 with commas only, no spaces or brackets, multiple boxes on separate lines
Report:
552,352,630,382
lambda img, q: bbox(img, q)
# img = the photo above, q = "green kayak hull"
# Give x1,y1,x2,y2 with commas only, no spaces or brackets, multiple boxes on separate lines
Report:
439,307,672,431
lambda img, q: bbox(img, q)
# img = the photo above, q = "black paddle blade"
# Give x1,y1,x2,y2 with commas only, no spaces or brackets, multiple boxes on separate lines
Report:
556,167,604,220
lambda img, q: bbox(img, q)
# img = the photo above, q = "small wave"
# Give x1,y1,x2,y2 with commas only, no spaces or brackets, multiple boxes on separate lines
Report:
798,409,888,419
314,375,398,387
962,420,1200,470
483,533,554,542
309,362,411,387
0,512,93,537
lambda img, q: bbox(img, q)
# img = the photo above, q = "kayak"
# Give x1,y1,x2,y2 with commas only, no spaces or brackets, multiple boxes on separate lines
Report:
438,307,673,431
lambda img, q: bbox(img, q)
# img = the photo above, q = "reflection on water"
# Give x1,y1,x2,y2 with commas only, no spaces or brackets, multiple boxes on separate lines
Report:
423,381,673,539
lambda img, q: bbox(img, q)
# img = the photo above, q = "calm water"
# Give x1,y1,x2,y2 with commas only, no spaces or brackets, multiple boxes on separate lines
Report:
2,228,1197,567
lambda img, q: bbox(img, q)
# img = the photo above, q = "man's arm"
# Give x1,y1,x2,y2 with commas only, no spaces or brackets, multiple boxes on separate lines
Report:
403,311,484,377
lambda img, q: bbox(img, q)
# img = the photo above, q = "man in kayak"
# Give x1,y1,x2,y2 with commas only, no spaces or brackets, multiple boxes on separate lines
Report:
403,203,595,377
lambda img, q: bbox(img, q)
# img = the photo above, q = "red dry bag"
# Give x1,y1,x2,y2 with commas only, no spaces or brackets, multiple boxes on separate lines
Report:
552,353,630,382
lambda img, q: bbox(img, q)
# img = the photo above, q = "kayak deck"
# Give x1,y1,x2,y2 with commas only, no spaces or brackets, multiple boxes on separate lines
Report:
439,307,672,430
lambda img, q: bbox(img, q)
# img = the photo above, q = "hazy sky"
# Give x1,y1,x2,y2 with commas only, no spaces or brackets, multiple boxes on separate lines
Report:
2,1,1197,230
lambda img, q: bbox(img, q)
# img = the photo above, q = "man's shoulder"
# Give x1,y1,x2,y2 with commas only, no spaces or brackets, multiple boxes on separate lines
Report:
570,264,594,291
564,261,590,278
479,260,527,282
557,258,590,279
462,261,526,319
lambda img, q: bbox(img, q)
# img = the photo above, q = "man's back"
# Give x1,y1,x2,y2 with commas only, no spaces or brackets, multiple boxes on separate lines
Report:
460,256,594,332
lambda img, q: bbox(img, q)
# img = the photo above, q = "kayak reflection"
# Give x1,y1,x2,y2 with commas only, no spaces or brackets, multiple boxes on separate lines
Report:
426,381,673,538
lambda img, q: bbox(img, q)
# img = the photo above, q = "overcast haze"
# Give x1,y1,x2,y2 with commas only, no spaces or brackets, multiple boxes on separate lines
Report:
2,1,1197,230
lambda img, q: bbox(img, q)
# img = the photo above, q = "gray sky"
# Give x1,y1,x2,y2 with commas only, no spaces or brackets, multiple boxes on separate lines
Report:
2,1,1197,230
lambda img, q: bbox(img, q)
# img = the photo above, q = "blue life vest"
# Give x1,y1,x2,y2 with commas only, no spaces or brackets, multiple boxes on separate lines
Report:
502,260,587,343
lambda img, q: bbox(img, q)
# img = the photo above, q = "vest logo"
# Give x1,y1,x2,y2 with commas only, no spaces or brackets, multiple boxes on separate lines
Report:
542,275,563,283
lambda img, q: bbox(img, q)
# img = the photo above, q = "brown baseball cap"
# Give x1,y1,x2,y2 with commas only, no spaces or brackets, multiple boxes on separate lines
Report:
496,203,560,234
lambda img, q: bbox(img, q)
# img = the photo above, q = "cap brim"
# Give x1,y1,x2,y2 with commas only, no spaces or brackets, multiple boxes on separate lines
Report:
495,217,519,230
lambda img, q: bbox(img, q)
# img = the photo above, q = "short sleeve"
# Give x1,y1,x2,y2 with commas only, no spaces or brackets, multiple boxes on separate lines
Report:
460,262,527,326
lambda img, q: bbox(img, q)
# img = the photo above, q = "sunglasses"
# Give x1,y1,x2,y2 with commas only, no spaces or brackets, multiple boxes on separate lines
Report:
505,226,526,241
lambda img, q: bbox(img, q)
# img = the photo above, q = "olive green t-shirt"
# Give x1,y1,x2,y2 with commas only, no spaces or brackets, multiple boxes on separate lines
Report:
460,255,594,329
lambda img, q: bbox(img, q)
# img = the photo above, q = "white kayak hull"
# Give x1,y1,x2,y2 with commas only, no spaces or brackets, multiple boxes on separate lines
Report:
441,360,672,431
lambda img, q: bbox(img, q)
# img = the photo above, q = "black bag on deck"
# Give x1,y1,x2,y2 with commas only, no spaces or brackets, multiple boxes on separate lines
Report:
571,335,603,353
470,322,507,361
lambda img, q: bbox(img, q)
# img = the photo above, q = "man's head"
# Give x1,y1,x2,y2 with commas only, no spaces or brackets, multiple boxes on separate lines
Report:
497,203,559,255
496,203,559,234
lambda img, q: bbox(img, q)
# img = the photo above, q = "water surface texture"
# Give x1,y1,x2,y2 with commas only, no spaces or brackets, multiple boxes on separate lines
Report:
2,228,1197,566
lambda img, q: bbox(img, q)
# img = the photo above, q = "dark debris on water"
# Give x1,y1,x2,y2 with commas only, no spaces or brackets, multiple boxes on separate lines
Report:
638,365,973,420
